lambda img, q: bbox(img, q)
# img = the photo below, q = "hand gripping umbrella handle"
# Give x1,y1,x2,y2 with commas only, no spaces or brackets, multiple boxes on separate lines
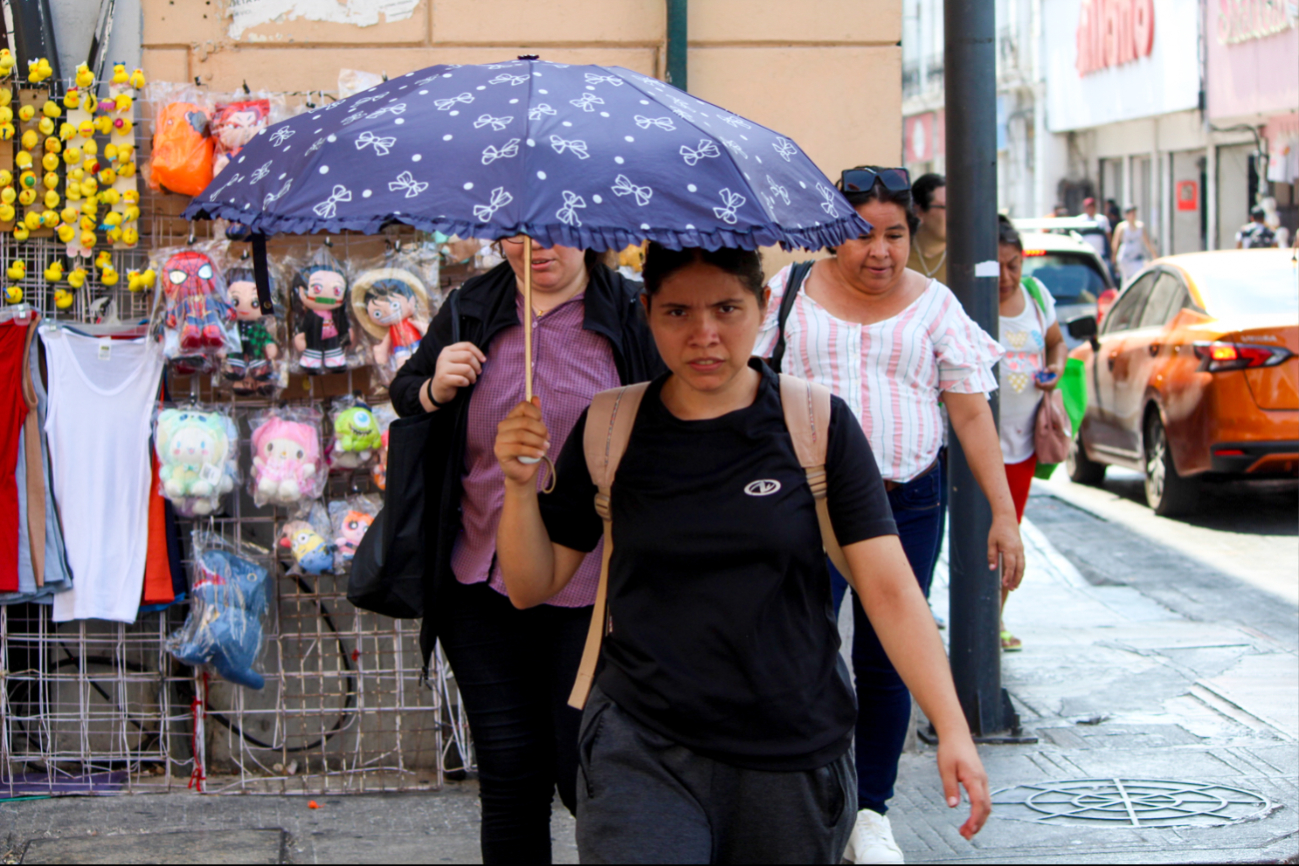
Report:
517,236,556,495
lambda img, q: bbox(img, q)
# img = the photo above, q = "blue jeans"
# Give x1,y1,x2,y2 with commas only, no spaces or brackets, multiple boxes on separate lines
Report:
830,457,945,814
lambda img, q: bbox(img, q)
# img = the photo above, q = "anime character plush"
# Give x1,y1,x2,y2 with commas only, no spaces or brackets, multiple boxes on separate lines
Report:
351,268,429,376
169,546,270,690
222,266,280,394
155,408,238,516
250,415,320,506
279,520,335,574
333,510,374,562
330,403,381,469
211,99,270,175
163,250,234,353
292,248,351,373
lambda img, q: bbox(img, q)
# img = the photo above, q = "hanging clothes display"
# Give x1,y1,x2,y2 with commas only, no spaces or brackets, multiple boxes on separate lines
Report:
1,322,74,605
0,317,33,593
41,326,164,624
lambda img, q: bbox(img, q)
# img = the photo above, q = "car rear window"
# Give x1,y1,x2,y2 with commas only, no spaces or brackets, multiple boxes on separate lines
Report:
1022,252,1109,304
1185,256,1299,317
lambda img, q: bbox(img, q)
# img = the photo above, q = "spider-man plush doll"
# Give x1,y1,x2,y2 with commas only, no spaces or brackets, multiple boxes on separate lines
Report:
164,250,234,352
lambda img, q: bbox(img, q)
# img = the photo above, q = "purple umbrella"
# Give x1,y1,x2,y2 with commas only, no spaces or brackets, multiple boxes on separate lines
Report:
185,57,869,404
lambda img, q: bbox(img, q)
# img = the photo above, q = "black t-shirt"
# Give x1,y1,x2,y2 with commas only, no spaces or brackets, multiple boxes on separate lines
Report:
540,361,897,771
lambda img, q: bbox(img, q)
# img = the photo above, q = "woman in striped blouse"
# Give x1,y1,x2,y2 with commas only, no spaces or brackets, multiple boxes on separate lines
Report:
756,166,1023,865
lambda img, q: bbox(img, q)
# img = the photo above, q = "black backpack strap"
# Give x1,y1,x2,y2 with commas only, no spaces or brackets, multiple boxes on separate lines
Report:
769,261,814,373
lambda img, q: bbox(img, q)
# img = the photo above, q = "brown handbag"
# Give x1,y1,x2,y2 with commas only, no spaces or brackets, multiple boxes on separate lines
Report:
1024,278,1072,465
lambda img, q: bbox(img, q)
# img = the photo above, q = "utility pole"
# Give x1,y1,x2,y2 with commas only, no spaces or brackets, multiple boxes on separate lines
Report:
666,0,688,91
944,0,1021,739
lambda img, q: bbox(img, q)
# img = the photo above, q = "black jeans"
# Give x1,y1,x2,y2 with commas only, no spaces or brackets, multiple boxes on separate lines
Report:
435,579,592,864
576,687,856,864
830,458,946,814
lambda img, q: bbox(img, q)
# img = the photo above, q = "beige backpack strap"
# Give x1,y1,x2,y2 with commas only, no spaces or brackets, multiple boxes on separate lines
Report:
569,381,650,710
779,374,851,578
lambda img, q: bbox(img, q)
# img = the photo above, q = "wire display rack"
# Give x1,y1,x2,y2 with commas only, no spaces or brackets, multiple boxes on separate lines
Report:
1,85,479,797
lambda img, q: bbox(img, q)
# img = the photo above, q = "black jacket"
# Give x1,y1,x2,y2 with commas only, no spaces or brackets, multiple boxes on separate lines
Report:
388,262,664,665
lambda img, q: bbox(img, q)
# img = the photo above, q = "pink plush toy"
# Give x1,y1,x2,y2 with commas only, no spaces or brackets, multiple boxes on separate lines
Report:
250,416,321,506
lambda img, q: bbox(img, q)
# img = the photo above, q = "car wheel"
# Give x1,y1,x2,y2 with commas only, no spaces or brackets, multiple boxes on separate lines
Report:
1143,413,1199,516
1066,428,1106,486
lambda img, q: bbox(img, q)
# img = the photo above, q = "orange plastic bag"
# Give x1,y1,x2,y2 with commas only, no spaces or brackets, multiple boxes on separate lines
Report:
150,102,214,196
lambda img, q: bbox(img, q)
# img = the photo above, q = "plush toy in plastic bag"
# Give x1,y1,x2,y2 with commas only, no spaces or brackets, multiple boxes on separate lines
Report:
222,265,282,395
211,98,270,175
148,90,214,197
328,396,382,470
279,501,335,575
249,406,323,507
329,494,380,571
351,267,430,382
292,247,352,374
155,247,238,374
154,406,239,516
168,531,270,690
369,403,398,491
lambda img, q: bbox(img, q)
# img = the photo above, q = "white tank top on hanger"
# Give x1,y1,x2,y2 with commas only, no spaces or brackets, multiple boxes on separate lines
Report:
40,327,164,623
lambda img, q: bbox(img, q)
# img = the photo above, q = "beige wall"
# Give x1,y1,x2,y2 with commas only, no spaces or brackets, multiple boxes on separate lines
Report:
144,0,900,268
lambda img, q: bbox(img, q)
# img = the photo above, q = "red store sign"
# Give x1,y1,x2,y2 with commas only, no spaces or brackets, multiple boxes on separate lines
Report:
1076,0,1156,75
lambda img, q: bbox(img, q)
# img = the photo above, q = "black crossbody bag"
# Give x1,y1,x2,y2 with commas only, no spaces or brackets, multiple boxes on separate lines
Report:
767,261,815,373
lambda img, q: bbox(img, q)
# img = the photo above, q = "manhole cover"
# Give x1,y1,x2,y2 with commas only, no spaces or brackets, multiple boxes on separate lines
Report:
992,779,1273,828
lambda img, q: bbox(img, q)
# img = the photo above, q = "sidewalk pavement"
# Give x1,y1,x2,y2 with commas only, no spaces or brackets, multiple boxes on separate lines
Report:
2,483,1295,864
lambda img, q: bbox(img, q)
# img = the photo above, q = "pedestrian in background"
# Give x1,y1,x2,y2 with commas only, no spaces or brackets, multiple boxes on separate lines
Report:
907,173,947,284
1236,206,1278,248
995,216,1066,652
1077,197,1112,265
757,166,1023,865
389,240,662,863
495,243,992,864
1112,204,1158,285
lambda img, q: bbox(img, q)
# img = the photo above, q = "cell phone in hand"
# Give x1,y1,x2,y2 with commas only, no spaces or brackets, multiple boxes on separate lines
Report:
1035,370,1059,385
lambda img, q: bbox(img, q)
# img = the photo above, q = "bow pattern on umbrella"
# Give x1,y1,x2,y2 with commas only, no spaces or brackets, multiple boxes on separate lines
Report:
389,172,429,198
474,114,514,131
269,127,295,147
557,191,586,226
313,185,353,218
528,103,557,120
817,183,839,217
772,138,798,161
481,138,520,165
681,139,721,166
434,93,475,110
570,93,604,112
611,174,653,206
355,131,398,156
768,175,790,206
713,188,746,225
634,115,676,131
550,135,591,159
473,186,513,222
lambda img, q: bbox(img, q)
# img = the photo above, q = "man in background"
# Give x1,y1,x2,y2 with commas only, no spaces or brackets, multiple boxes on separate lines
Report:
1236,206,1278,248
908,173,948,284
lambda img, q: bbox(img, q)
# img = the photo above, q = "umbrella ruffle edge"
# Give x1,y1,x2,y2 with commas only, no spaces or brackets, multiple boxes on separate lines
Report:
182,201,871,253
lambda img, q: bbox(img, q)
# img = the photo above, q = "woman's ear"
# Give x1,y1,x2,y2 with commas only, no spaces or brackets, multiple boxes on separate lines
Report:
761,286,771,312
640,292,652,316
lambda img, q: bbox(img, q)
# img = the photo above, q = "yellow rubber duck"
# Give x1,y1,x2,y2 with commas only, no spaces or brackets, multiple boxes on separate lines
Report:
18,170,35,189
63,90,81,110
121,226,139,246
40,210,58,228
42,172,60,191
0,106,10,124
41,100,59,119
0,50,15,77
67,268,87,289
78,229,96,248
111,64,128,86
0,124,14,141
112,117,133,135
22,212,41,231
117,161,136,178
0,188,13,205
59,122,75,140
42,152,59,171
37,117,54,136
17,189,35,207
100,265,119,286
79,215,95,231
63,146,81,165
101,211,123,228
127,270,144,292
53,288,73,310
0,204,14,223
101,188,121,205
12,225,29,242
98,167,117,186
5,286,22,304
60,206,77,224
6,260,25,281
82,139,98,157
123,204,141,223
14,152,31,170
0,169,10,186
18,104,34,123
28,57,53,84
75,63,95,89
43,190,60,210
56,223,75,243
44,261,64,282
116,144,134,163
0,89,10,107
80,177,99,196
114,93,132,113
94,251,113,271
93,115,113,135
20,129,37,151
139,267,157,288
77,120,93,139
44,136,61,154
129,68,147,90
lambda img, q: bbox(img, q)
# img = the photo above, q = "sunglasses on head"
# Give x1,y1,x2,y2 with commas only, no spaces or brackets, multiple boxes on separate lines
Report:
840,167,911,194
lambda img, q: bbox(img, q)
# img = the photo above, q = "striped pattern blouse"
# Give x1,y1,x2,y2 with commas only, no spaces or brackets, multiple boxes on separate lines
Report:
754,264,1004,483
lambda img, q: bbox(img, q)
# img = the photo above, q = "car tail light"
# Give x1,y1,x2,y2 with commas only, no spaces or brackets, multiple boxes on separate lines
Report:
1023,249,1047,257
1193,341,1294,372
1096,288,1118,326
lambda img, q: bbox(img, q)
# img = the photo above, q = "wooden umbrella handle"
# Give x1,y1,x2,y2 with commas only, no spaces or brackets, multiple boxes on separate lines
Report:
520,235,541,466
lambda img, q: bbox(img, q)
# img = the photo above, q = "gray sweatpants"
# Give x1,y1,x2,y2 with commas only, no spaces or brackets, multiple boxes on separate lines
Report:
576,688,856,864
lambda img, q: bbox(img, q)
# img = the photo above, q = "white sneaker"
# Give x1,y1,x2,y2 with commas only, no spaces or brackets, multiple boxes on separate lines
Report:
842,808,905,864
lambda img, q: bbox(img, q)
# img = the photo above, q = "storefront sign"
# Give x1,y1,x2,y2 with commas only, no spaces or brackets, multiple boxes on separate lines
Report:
1217,0,1297,44
1176,180,1199,211
1045,0,1200,131
1076,0,1155,74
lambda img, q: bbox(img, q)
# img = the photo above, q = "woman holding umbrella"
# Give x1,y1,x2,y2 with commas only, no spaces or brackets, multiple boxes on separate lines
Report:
388,241,662,863
756,167,1021,864
494,243,990,863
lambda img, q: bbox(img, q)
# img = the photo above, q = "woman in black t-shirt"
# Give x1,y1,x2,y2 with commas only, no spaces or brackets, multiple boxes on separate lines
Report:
494,245,990,864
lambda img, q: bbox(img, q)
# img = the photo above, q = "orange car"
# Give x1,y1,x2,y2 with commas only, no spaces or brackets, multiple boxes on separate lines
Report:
1065,249,1298,515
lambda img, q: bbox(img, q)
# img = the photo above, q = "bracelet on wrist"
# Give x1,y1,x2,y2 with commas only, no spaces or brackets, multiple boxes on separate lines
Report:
426,378,448,408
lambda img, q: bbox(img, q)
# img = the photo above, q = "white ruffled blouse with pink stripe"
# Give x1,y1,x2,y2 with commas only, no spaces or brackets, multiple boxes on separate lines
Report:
755,265,1004,484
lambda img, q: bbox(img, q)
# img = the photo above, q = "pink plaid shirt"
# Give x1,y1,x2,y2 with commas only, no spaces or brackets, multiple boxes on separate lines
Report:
451,292,620,607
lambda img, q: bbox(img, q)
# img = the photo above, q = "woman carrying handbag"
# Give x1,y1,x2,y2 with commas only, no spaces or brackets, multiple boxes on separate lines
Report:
995,215,1068,652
